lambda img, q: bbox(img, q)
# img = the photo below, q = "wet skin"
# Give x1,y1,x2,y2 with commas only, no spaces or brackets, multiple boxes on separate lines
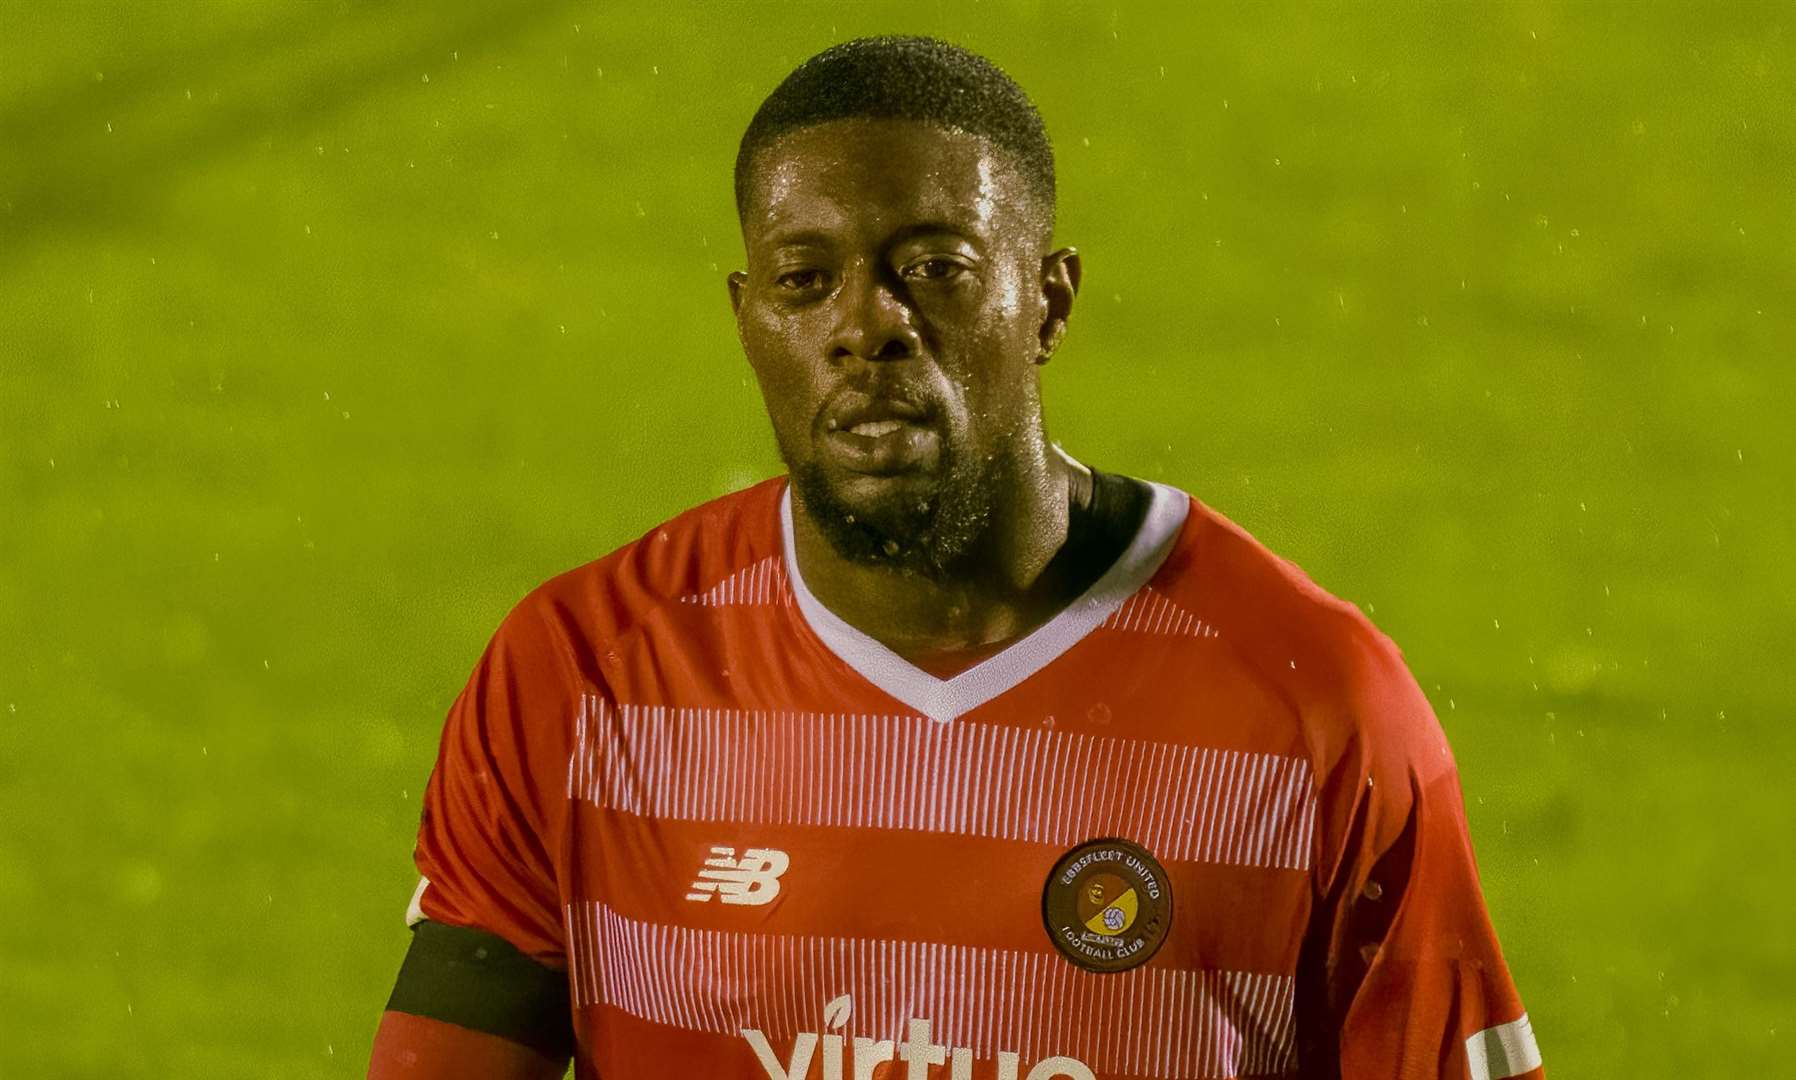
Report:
728,118,1098,660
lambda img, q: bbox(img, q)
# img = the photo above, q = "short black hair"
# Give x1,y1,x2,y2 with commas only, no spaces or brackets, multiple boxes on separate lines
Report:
734,36,1056,226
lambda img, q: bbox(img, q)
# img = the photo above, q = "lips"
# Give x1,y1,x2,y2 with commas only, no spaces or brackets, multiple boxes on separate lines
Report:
821,394,938,475
826,394,930,433
846,418,908,438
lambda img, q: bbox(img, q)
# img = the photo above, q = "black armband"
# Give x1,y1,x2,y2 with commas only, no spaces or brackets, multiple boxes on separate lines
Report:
385,920,575,1060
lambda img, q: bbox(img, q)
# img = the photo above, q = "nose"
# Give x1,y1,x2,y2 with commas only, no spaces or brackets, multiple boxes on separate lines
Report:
825,264,921,364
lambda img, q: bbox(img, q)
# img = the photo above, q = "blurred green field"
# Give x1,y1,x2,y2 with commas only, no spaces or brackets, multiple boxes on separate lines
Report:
2,2,1792,1076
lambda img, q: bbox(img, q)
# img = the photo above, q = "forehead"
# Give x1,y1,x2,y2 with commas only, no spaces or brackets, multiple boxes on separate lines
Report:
743,118,1037,246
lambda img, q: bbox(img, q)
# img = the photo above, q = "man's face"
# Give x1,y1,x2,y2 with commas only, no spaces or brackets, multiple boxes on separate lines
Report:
730,118,1061,575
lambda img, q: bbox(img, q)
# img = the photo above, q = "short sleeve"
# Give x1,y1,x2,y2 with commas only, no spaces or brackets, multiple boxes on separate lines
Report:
1301,641,1544,1079
408,599,574,969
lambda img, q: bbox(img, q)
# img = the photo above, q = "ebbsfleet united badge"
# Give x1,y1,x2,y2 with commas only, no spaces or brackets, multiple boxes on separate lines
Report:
1042,837,1173,973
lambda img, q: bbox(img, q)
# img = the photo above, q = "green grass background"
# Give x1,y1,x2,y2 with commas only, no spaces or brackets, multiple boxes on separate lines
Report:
2,2,1792,1075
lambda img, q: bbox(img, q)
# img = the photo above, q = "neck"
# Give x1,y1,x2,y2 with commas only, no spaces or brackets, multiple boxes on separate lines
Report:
790,440,1095,659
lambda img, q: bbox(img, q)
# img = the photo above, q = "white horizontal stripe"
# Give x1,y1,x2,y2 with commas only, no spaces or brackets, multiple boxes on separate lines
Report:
569,698,1316,871
1466,1013,1542,1080
563,902,1295,1078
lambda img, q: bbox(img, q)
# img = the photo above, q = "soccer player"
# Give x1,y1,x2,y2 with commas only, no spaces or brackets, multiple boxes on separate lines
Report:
368,36,1544,1080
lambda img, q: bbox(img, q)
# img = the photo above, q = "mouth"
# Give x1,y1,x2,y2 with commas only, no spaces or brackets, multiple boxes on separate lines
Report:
844,418,908,438
820,396,940,476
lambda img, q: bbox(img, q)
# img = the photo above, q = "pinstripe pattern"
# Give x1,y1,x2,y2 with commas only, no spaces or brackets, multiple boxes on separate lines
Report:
1100,587,1219,638
680,555,792,607
566,698,1316,872
563,902,1297,1078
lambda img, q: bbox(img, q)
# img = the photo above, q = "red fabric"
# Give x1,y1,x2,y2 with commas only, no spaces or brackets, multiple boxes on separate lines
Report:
411,596,574,968
1298,632,1542,1078
405,476,1541,1078
367,1012,565,1080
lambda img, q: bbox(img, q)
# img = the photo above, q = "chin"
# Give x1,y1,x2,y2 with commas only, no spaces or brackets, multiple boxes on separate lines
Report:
830,467,940,511
806,462,944,537
789,456,995,579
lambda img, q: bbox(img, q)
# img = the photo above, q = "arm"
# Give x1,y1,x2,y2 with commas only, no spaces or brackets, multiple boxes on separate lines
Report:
369,1013,564,1080
1325,768,1542,1079
1298,645,1543,1079
369,921,572,1080
371,598,582,1078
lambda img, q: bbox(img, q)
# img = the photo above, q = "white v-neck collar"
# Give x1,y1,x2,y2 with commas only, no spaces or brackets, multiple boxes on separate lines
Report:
780,479,1190,723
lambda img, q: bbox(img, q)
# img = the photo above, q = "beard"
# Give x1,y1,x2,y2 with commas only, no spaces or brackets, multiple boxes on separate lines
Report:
786,432,1005,581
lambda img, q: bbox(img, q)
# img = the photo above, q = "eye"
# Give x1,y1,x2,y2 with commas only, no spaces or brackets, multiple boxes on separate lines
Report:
774,268,829,293
902,256,968,282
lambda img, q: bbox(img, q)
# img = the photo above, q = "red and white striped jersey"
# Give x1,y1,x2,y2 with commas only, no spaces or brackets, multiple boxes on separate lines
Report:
407,475,1543,1079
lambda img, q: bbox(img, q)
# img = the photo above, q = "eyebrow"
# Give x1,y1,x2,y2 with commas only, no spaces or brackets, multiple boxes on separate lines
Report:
763,221,980,250
888,221,979,248
764,228,835,249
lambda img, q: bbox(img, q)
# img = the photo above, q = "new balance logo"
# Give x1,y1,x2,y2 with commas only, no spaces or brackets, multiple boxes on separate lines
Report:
686,846,789,905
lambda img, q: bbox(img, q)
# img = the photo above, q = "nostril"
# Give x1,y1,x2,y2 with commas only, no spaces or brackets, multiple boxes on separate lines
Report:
874,338,912,361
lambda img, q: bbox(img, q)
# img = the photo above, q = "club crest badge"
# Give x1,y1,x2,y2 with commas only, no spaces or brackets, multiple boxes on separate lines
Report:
1041,837,1173,973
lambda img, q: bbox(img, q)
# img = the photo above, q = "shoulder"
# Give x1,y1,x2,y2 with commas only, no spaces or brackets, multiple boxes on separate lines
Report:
508,475,787,664
1149,490,1458,887
1156,491,1453,785
441,477,786,772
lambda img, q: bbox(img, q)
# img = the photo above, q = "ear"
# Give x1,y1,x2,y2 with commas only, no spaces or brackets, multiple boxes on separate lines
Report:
727,270,748,319
1036,247,1081,365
